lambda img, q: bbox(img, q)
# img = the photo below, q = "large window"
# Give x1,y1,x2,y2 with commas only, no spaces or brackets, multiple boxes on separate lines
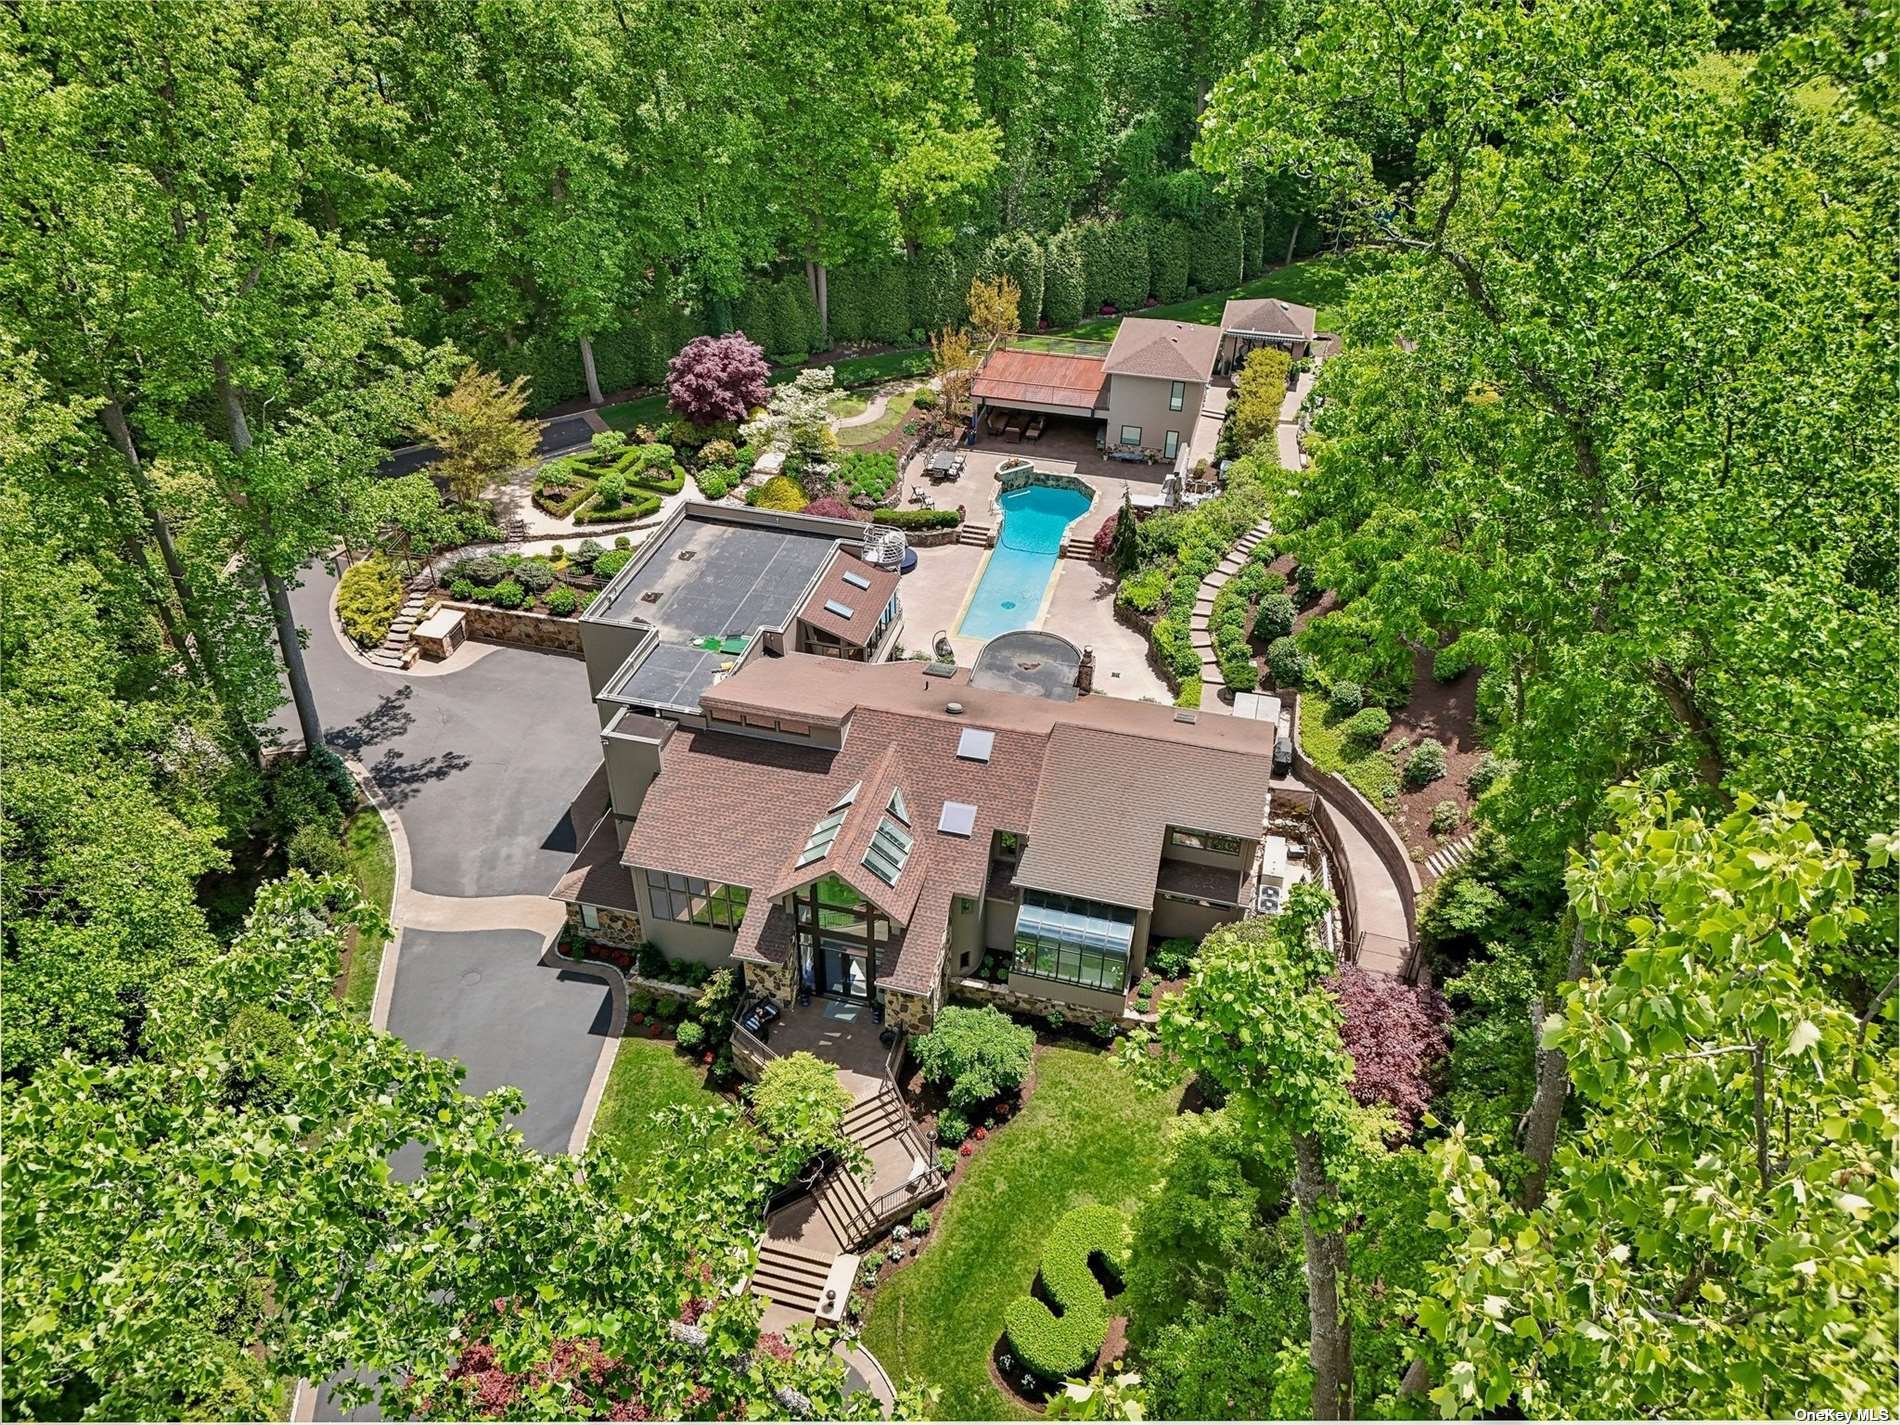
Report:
1119,424,1142,447
1011,890,1136,993
644,870,751,930
1169,380,1186,412
1163,430,1180,459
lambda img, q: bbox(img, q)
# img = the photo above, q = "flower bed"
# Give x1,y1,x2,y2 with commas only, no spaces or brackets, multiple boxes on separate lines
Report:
438,548,629,619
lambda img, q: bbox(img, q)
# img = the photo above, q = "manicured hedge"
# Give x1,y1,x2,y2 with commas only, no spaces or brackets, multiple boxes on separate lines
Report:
1241,207,1267,278
981,233,1045,331
871,506,960,531
1190,209,1244,293
1089,217,1148,312
533,463,597,517
745,475,807,512
1210,581,1257,692
1042,228,1086,328
1149,221,1190,303
1001,1204,1129,1382
574,490,663,524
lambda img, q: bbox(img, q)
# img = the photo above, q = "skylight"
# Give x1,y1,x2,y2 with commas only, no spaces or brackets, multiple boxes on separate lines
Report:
823,598,856,620
887,787,909,825
937,801,976,837
862,817,914,885
842,570,871,590
828,781,861,814
956,728,995,763
796,807,848,868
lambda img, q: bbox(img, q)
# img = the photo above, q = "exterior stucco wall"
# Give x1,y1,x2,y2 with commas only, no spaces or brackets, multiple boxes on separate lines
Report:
949,894,984,975
1149,895,1233,943
1102,374,1204,456
983,895,1020,953
631,874,740,967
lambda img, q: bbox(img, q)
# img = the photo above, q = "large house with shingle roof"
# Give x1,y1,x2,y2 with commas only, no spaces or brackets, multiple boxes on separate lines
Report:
556,594,1280,1030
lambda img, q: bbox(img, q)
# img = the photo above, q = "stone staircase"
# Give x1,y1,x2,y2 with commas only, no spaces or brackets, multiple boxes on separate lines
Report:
1189,518,1273,693
366,586,432,671
957,522,993,548
1059,536,1095,560
1424,835,1477,881
748,1241,835,1315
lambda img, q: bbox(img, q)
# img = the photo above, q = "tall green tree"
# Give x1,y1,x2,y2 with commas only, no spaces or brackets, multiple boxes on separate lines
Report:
1416,789,1897,1418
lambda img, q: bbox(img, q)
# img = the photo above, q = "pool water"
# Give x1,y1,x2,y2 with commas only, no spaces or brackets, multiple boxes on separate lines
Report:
957,482,1093,640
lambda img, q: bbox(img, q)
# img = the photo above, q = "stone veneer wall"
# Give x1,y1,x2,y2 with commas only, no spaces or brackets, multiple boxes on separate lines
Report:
882,988,936,1033
563,901,643,949
952,976,1153,1031
444,601,584,655
747,958,796,1001
994,464,1096,504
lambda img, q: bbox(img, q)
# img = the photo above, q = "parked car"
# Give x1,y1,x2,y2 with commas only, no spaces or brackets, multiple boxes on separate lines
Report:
1272,734,1293,778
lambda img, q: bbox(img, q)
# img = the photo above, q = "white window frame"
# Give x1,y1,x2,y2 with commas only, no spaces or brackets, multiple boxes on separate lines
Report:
1119,424,1142,447
580,904,601,930
1163,430,1180,459
1169,380,1185,412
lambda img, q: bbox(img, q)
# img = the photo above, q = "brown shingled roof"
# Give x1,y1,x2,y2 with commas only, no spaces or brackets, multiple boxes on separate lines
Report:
1016,724,1269,908
798,550,900,645
971,348,1108,412
1220,296,1317,341
1102,318,1221,383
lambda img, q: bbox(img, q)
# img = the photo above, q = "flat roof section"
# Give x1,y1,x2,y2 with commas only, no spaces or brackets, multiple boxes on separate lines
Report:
587,515,842,640
971,348,1109,414
601,638,741,714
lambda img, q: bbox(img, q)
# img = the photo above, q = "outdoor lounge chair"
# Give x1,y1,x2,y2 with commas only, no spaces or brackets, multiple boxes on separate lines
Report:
1024,414,1045,441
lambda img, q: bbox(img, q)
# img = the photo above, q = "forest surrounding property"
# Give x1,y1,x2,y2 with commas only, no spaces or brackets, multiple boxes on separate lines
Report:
2,0,1895,1420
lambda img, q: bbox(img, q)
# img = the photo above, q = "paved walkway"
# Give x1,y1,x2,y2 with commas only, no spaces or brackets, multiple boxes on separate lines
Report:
1187,518,1274,695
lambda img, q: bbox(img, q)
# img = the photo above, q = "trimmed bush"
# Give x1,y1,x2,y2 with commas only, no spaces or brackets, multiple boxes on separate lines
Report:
911,1005,1033,1111
1241,207,1266,277
1252,589,1296,643
543,584,579,616
286,823,347,877
1327,679,1364,715
1342,705,1391,750
1430,799,1463,835
1151,617,1199,682
1174,675,1202,709
1265,635,1308,687
1189,209,1244,293
1001,1204,1129,1382
837,449,899,503
593,547,634,579
1466,752,1508,796
487,578,526,610
337,556,402,649
981,233,1045,330
1405,738,1448,789
804,496,860,520
871,506,959,530
910,1209,932,1236
746,475,808,512
574,489,662,523
1116,564,1169,615
937,1146,960,1176
935,1109,969,1146
695,467,732,500
1090,217,1148,312
1211,583,1256,691
511,559,555,593
570,539,605,569
912,387,938,410
675,1019,706,1053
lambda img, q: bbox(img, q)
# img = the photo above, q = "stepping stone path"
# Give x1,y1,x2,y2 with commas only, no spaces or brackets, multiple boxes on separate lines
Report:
1189,517,1274,694
1424,835,1477,881
365,574,434,671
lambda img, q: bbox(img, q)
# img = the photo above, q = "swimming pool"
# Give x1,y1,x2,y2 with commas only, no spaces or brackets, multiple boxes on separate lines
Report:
957,482,1093,640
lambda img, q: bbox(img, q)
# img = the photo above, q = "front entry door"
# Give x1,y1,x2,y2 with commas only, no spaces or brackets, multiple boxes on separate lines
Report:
820,937,872,1000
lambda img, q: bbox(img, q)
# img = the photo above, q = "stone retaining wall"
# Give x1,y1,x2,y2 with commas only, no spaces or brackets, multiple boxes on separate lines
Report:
995,464,1095,504
443,601,584,655
951,976,1152,1032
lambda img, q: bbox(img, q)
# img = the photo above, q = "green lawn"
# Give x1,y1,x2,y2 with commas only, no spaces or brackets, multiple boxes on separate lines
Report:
599,391,670,432
591,1037,722,1195
340,805,395,1015
1058,250,1385,341
860,1047,1184,1420
1298,693,1400,812
828,391,870,418
837,387,926,448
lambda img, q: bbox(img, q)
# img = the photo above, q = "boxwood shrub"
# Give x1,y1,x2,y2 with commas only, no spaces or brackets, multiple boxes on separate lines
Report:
1001,1204,1129,1382
575,489,663,524
1342,705,1391,750
1405,738,1448,789
871,506,959,531
543,584,579,616
593,547,633,579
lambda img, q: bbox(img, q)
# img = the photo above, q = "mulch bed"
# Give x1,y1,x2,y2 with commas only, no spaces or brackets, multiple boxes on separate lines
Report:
1383,647,1484,864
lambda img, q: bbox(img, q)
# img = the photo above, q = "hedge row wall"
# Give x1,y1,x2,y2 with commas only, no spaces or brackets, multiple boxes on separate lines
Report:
465,203,1323,411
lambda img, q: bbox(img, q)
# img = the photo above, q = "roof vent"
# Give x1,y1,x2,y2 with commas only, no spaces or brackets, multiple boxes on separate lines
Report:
640,591,663,604
1173,709,1198,723
956,728,994,762
677,550,696,561
945,701,964,715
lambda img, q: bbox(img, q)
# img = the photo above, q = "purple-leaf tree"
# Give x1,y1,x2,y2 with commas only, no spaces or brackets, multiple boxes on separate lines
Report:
665,333,770,426
1328,963,1450,1135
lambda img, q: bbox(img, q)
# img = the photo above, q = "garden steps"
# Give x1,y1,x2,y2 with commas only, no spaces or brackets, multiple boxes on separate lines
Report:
748,1242,834,1315
1184,517,1274,697
1424,835,1477,881
1059,538,1095,560
956,523,993,548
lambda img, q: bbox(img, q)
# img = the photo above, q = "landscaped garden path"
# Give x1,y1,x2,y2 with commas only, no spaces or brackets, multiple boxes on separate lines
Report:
860,1047,1183,1419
